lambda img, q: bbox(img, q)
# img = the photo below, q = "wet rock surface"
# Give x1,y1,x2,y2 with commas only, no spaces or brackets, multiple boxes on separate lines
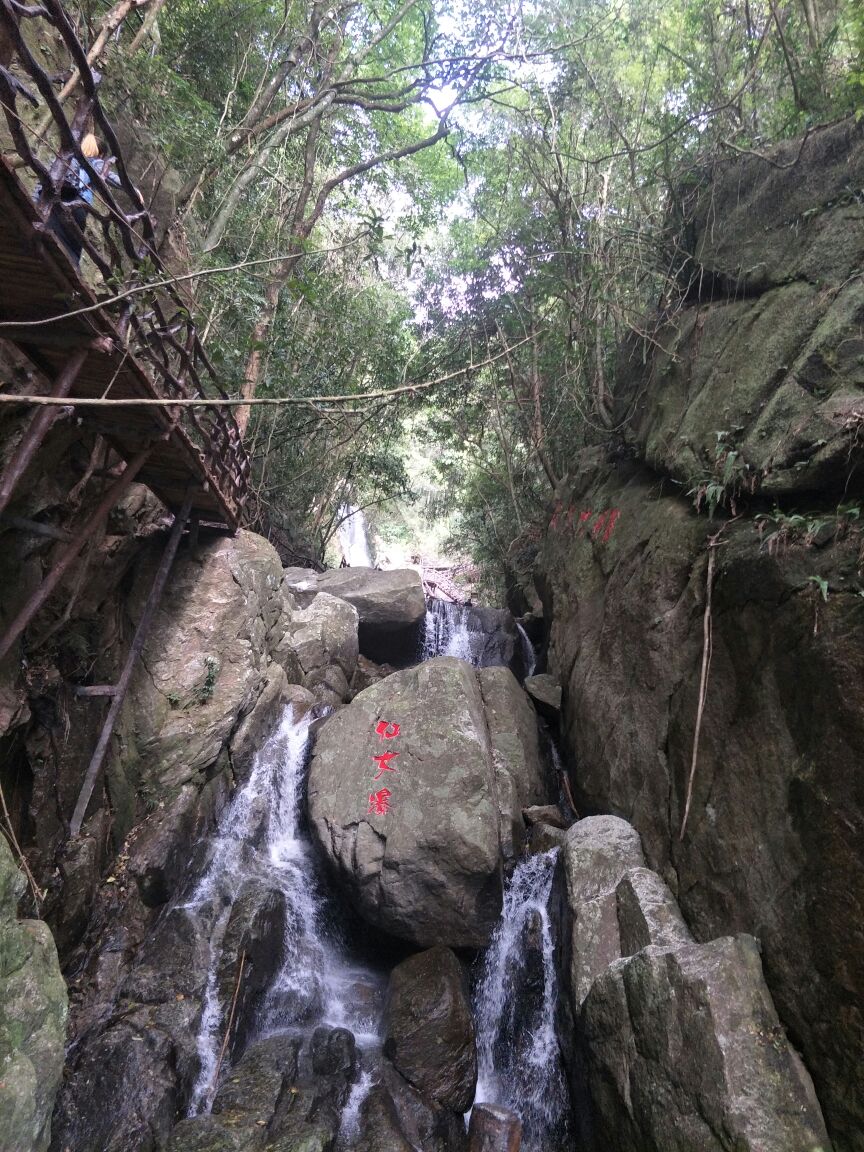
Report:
558,815,831,1152
307,656,503,948
383,946,477,1112
467,1104,522,1152
0,839,67,1152
166,1028,355,1152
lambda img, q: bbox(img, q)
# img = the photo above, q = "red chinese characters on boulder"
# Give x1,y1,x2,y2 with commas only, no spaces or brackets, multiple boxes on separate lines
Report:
367,788,393,815
372,752,399,779
366,719,402,816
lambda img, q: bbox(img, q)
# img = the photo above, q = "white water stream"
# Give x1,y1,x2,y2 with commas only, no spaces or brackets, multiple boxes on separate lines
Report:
516,621,537,678
338,503,372,567
182,603,563,1141
184,707,381,1116
473,849,570,1150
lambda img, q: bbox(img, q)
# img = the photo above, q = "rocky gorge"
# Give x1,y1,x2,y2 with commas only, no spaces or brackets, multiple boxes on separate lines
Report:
0,116,862,1152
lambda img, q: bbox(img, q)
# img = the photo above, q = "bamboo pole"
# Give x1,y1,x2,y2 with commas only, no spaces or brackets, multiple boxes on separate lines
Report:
69,493,192,837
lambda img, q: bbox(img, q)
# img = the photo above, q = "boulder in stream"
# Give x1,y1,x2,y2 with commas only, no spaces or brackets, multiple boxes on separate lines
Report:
523,673,561,720
383,946,477,1112
316,567,426,666
307,656,503,948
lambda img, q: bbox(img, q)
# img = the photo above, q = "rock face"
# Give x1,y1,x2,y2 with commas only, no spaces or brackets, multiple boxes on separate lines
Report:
618,119,864,499
122,529,301,801
558,817,830,1152
540,452,864,1149
537,119,864,1151
0,839,68,1152
316,567,426,665
383,946,477,1112
308,656,503,947
166,1028,356,1152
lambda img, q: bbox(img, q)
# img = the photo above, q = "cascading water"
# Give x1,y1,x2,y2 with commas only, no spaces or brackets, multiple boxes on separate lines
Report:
423,598,513,668
338,503,372,567
473,849,570,1151
183,706,382,1117
516,621,537,678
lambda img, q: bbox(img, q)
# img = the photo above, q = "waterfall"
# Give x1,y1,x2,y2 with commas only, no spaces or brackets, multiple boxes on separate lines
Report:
423,599,502,667
473,849,570,1151
183,707,382,1116
515,622,536,678
338,504,372,567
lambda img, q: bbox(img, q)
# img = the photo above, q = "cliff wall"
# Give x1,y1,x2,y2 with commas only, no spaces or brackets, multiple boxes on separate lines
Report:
538,116,864,1151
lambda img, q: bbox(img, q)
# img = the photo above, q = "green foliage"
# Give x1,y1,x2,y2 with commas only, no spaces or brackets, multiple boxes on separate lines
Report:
65,0,862,586
755,503,862,554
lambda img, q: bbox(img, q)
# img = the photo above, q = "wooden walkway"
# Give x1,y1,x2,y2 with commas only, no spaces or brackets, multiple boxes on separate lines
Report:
0,0,249,532
0,0,254,830
0,158,248,528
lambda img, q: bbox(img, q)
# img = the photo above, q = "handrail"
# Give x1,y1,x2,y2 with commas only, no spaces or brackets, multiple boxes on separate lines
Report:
0,0,250,519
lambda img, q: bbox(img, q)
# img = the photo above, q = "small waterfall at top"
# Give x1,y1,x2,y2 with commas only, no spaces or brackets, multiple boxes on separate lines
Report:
338,503,372,567
473,849,570,1151
183,707,383,1117
423,598,531,675
423,599,500,666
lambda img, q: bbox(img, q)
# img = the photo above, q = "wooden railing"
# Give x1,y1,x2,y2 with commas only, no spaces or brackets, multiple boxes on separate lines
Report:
0,0,250,519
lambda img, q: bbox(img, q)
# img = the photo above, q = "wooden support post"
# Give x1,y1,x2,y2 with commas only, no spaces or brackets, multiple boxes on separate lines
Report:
69,494,193,838
0,442,155,664
0,348,88,518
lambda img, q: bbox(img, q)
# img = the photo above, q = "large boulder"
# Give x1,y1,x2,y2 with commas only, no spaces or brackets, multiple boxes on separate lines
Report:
383,946,477,1112
478,666,551,858
0,840,67,1152
577,936,830,1152
307,656,503,947
558,816,830,1152
283,592,359,683
616,118,864,501
121,530,301,800
315,567,426,665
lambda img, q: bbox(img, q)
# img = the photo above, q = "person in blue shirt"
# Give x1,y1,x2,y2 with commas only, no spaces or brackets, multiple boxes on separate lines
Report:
41,132,121,265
